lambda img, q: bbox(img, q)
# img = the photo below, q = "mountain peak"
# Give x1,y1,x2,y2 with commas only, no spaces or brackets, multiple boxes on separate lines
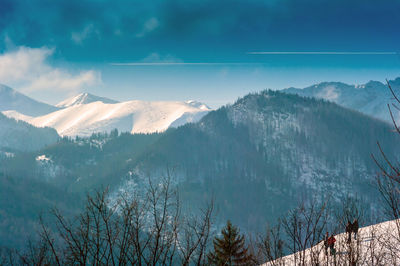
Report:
0,84,58,116
56,92,119,108
185,100,211,110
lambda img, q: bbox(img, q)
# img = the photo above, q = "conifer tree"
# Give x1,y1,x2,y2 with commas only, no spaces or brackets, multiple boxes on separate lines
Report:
208,220,253,265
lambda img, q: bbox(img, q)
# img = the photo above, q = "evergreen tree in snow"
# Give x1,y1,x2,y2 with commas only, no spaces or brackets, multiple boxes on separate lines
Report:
208,220,253,265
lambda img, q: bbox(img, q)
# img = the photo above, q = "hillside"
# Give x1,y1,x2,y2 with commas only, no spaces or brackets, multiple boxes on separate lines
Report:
1,90,397,248
54,90,396,232
0,112,59,152
262,219,400,265
108,91,397,231
0,84,58,116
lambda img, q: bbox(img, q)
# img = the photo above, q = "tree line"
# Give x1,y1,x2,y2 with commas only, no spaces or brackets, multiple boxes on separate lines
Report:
1,170,400,265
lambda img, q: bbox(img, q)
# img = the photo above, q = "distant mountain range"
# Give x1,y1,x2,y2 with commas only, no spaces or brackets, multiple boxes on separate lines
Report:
0,77,398,150
3,90,395,236
1,77,398,138
1,86,398,248
0,85,211,137
0,84,59,116
283,77,400,123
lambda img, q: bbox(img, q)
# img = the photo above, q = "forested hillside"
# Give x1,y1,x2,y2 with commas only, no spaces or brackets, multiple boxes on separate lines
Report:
1,91,397,248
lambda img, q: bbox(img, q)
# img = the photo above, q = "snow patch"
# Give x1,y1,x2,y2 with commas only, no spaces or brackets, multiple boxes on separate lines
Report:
35,154,52,162
316,85,340,101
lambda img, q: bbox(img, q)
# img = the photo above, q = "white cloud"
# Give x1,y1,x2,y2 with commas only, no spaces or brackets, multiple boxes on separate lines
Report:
71,24,100,44
0,46,101,93
25,69,100,93
136,17,160,38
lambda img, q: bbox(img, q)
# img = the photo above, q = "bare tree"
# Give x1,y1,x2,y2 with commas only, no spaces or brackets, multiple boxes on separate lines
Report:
281,199,329,266
332,196,365,266
177,200,214,266
256,222,284,266
371,79,400,262
9,171,214,265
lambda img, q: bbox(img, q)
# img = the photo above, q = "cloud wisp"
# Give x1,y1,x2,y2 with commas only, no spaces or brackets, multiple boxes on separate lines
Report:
0,46,102,93
247,51,398,55
71,24,100,44
136,18,160,38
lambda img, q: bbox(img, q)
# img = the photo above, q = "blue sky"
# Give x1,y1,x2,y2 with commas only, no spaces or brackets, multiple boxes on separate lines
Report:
0,0,399,107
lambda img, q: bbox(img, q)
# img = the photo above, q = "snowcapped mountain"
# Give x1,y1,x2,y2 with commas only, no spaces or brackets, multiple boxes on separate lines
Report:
185,100,210,110
56,92,119,108
4,99,211,136
0,84,58,116
283,78,400,123
0,85,211,137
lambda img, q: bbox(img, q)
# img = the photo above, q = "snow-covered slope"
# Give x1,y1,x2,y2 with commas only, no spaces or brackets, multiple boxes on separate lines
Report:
0,84,58,116
283,78,400,123
56,92,118,108
3,100,211,136
262,219,400,265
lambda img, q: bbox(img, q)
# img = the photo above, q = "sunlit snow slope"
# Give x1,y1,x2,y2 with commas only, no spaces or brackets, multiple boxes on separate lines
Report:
262,219,400,265
3,99,211,136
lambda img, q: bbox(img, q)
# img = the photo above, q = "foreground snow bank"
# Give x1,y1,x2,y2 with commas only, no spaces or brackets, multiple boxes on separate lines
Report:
262,219,400,265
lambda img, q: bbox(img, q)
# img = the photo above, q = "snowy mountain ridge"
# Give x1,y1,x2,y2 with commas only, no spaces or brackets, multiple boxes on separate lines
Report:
0,84,59,116
3,98,211,136
283,77,400,123
56,92,119,108
0,85,211,137
185,100,210,110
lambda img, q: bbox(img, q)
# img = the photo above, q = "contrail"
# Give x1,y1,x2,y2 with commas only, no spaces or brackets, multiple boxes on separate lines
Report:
247,51,398,55
110,52,398,66
110,62,247,66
